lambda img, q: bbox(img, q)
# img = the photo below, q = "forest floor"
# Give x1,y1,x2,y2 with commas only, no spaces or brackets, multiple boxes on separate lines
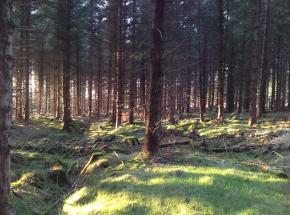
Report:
10,112,290,215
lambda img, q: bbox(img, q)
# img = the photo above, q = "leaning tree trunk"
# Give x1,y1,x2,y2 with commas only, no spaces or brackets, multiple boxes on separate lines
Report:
143,0,166,156
0,0,14,214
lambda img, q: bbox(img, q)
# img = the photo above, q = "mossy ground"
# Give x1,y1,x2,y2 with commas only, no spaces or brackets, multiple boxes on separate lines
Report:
10,113,290,215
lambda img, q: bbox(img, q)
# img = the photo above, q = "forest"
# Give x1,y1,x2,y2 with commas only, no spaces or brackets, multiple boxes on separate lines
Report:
1,0,290,214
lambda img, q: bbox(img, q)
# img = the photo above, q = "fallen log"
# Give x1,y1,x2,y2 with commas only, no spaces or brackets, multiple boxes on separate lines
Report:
160,141,190,148
207,143,277,153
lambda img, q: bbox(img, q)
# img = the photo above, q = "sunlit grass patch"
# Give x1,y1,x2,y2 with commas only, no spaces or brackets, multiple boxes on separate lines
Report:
87,122,145,142
62,160,290,215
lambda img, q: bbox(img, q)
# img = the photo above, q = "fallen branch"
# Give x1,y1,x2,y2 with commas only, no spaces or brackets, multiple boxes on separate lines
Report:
80,153,100,175
160,140,190,148
207,143,277,153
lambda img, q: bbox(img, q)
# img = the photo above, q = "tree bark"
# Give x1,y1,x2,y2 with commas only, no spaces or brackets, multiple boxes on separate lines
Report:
115,0,124,128
24,0,31,123
226,42,235,113
248,0,260,126
76,43,81,116
62,0,72,131
257,0,270,116
0,0,14,214
217,0,225,122
143,0,166,156
128,0,137,124
96,15,103,118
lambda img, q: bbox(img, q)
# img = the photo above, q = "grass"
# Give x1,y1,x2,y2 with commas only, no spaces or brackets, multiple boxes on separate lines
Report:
88,121,145,142
10,113,290,215
10,117,83,215
62,158,290,215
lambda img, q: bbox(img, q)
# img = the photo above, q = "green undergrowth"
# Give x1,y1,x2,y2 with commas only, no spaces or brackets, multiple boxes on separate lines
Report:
88,121,145,143
10,113,290,215
166,112,290,138
10,117,86,215
62,156,290,215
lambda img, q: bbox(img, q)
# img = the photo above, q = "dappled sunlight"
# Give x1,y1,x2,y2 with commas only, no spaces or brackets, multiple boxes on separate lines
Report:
10,115,290,214
63,189,140,215
87,122,145,142
62,163,289,215
11,172,36,188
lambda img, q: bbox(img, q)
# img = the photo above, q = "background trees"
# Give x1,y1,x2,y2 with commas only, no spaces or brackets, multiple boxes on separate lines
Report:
8,0,290,136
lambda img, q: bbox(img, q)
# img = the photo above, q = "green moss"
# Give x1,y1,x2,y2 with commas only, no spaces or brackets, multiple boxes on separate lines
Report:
11,114,290,215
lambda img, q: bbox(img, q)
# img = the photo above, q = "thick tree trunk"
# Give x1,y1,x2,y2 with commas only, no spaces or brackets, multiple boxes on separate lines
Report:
62,0,72,131
17,3,25,121
38,44,44,115
197,0,207,122
199,34,208,122
140,57,147,121
238,37,246,113
143,0,166,156
248,0,260,126
257,0,270,116
288,60,290,109
96,15,103,118
56,62,62,119
115,0,124,128
76,44,81,116
88,70,93,118
24,0,31,123
128,0,137,124
107,46,113,117
217,0,225,122
0,0,14,214
168,67,176,125
226,43,235,113
185,68,191,113
275,38,282,111
271,66,276,110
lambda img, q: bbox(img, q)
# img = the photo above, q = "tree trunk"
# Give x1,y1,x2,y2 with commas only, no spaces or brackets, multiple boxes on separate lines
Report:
226,42,235,113
0,0,14,214
217,0,225,122
248,0,260,126
143,0,166,156
168,66,176,125
38,43,44,115
76,44,81,116
185,68,191,113
24,0,31,123
257,0,270,116
88,69,93,117
62,0,72,131
128,0,137,124
115,0,124,128
140,56,146,122
96,15,103,118
197,0,207,122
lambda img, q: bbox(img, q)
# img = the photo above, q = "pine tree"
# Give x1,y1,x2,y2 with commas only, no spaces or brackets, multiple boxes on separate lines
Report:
0,0,14,214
